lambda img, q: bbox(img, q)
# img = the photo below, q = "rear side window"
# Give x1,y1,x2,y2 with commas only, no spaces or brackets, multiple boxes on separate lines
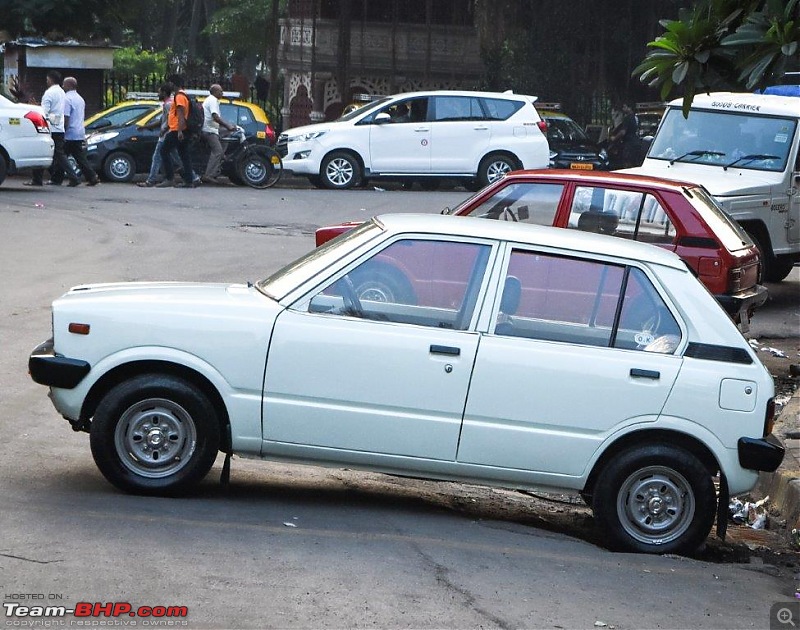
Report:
462,182,563,225
495,250,681,353
221,104,253,125
432,96,485,122
686,187,752,251
481,98,524,121
567,186,676,245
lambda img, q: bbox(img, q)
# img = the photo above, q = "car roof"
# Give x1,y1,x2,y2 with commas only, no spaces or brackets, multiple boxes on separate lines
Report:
374,213,685,271
670,92,800,118
499,168,699,191
389,90,538,102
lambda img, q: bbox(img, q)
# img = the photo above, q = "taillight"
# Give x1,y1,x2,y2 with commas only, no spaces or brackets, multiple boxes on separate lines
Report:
265,123,276,145
728,266,743,292
537,120,548,134
24,111,50,133
764,397,775,436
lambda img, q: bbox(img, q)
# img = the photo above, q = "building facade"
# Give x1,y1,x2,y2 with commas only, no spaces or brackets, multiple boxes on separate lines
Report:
279,0,483,128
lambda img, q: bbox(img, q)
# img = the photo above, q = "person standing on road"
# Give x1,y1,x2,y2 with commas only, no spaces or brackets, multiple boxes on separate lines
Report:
24,70,80,187
62,77,100,186
609,102,640,168
157,77,197,188
201,84,235,184
137,82,181,187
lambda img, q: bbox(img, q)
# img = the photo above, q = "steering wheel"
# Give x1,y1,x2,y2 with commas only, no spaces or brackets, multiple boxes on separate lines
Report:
340,274,363,315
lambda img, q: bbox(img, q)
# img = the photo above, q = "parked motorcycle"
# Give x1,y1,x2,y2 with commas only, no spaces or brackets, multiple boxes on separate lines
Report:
220,126,283,188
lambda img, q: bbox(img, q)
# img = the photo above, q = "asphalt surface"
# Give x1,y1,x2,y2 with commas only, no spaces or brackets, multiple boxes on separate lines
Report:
1,176,798,630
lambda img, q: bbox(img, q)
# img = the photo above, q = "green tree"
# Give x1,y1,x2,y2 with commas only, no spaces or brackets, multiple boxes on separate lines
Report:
634,0,799,115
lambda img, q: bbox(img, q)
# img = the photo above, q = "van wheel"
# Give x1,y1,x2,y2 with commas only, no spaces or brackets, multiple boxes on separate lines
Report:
90,374,220,495
477,153,518,188
321,151,362,189
103,151,136,183
766,256,795,283
592,445,715,554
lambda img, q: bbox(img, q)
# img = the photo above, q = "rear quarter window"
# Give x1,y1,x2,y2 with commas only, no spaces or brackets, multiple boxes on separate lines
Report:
481,98,524,121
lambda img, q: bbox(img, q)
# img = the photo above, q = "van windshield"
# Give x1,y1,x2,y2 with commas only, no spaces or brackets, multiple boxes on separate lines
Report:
648,108,797,173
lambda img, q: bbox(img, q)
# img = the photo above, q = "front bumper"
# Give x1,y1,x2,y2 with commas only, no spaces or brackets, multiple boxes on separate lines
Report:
738,436,785,472
715,283,768,330
28,339,90,389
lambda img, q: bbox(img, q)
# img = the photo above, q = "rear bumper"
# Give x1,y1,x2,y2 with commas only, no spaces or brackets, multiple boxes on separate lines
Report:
28,339,90,389
715,284,768,329
737,436,784,472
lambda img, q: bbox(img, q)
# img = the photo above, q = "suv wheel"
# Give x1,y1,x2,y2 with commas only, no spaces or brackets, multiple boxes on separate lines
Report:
478,153,519,188
321,151,362,190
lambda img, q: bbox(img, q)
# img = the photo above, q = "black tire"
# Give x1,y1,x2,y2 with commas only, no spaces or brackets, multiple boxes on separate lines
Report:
237,151,281,188
102,151,136,183
477,153,518,188
90,374,220,495
766,256,795,283
351,266,415,304
0,155,7,186
592,445,716,554
320,151,362,189
67,154,82,180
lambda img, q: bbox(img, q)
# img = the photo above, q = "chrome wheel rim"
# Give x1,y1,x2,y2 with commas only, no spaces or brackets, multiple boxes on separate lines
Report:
616,465,695,545
244,158,267,184
325,158,354,186
486,160,512,183
357,282,393,302
109,156,132,180
114,398,197,478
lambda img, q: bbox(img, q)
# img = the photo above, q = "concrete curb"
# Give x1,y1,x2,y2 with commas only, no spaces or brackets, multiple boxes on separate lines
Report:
756,386,800,530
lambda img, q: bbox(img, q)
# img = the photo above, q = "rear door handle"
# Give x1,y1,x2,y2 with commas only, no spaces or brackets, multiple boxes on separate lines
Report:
414,127,430,132
473,126,489,131
630,368,660,380
430,345,460,357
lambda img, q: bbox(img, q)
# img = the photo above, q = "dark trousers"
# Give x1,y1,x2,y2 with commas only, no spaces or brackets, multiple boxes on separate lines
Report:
161,131,194,184
64,140,98,184
31,132,78,184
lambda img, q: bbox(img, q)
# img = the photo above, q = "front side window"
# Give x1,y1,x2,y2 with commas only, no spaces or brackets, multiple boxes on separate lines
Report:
494,250,681,353
568,186,676,245
462,182,563,225
307,238,491,330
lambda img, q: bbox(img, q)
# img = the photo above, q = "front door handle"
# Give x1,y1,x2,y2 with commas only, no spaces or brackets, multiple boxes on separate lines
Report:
630,368,660,380
430,345,460,357
414,127,430,133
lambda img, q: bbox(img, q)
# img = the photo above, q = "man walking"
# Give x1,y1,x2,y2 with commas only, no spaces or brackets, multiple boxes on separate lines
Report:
157,77,197,188
137,82,181,187
201,84,235,184
24,70,80,187
63,76,100,186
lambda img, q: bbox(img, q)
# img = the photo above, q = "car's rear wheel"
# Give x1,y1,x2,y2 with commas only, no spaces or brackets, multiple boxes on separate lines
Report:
102,151,136,183
320,151,362,189
592,445,715,554
90,374,220,495
351,266,415,304
477,153,518,188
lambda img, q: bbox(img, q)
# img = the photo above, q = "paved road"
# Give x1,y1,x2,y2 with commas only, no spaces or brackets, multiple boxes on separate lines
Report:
1,178,797,629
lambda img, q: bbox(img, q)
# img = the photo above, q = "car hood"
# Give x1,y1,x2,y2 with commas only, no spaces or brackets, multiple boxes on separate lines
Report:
550,140,600,155
624,163,776,197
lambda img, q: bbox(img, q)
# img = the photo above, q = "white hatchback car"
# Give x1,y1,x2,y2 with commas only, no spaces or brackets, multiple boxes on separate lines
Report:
278,90,550,189
0,94,54,185
29,214,783,554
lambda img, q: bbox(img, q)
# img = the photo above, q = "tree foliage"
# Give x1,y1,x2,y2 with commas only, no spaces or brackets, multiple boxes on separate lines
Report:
634,0,799,115
113,47,170,77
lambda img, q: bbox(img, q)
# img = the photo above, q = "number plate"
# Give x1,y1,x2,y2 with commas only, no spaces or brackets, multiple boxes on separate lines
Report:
270,155,281,165
570,162,593,170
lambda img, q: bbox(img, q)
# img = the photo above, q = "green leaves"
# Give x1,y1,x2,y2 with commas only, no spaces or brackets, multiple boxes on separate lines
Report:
633,0,799,115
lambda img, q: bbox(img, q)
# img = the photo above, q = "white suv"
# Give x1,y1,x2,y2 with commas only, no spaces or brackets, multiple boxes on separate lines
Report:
0,94,54,185
278,90,550,189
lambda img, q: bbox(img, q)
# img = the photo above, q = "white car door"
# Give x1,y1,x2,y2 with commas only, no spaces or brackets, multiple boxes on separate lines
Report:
458,247,684,476
429,95,490,174
369,97,431,174
262,236,494,460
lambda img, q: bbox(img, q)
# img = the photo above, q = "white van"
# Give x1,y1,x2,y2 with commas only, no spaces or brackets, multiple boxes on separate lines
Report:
277,90,550,190
624,92,799,281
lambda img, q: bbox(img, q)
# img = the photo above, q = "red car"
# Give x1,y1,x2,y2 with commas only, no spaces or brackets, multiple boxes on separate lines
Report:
316,170,767,329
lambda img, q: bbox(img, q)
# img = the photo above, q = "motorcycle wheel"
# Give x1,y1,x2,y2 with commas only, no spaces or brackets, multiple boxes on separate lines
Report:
237,150,282,189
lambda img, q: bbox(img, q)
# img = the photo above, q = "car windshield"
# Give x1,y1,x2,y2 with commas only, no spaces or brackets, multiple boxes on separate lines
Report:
546,117,588,142
685,187,754,252
338,97,392,122
648,108,796,172
257,220,383,299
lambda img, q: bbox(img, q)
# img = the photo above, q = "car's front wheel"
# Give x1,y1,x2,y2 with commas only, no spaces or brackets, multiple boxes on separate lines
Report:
320,151,362,189
477,153,518,188
592,445,716,554
102,151,136,183
90,374,220,495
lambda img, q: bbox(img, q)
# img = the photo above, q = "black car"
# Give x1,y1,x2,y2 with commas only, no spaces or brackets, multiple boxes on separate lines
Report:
541,112,609,171
85,102,273,182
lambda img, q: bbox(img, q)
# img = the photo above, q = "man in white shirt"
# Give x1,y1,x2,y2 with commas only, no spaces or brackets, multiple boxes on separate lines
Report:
25,70,80,187
200,84,235,184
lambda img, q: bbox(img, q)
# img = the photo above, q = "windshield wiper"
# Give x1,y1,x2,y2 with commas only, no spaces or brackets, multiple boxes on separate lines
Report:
723,154,781,170
669,150,725,165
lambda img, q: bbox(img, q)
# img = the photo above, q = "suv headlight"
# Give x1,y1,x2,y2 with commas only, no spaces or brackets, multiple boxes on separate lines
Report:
87,131,119,145
599,148,608,161
292,130,327,142
549,150,558,160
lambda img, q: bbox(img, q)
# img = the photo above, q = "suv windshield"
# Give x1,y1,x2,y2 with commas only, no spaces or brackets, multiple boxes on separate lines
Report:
546,117,589,142
649,108,796,172
338,97,392,122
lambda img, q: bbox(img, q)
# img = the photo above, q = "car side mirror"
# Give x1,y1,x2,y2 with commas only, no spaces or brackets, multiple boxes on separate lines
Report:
374,113,391,124
441,207,452,215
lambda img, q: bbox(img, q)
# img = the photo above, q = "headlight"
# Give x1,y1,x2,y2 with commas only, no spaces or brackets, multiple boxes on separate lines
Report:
291,130,327,142
87,131,119,145
599,149,608,161
549,150,558,160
